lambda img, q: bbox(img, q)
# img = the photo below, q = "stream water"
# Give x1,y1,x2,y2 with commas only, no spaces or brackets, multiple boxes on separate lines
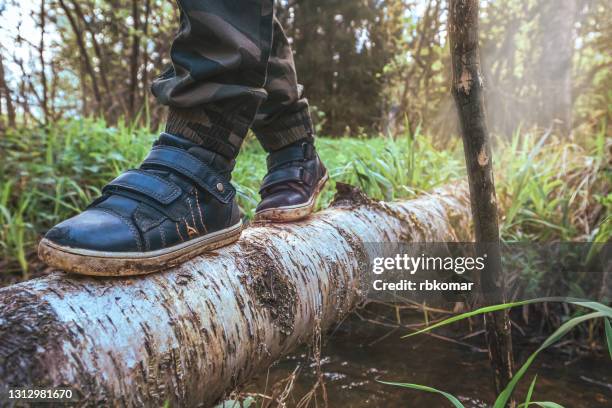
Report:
248,310,611,407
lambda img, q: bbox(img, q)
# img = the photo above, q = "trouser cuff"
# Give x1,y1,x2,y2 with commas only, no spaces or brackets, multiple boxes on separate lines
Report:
165,102,259,160
253,110,315,152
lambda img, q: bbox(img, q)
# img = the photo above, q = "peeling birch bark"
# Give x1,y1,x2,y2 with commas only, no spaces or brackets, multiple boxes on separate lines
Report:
0,183,471,407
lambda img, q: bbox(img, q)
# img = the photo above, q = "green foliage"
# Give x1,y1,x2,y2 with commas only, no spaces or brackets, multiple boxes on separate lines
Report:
380,380,567,408
234,127,463,218
0,119,608,279
401,298,612,338
491,126,610,299
496,127,609,242
377,381,464,407
605,318,612,361
278,0,391,135
0,118,463,276
1,0,609,138
494,311,604,408
213,397,255,408
385,298,612,407
523,375,538,408
0,118,156,277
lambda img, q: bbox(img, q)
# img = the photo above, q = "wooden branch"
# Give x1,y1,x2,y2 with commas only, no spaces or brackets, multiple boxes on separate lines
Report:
58,0,102,105
128,0,141,119
68,0,124,118
0,51,16,127
141,0,152,111
38,0,49,124
448,0,515,398
0,183,471,407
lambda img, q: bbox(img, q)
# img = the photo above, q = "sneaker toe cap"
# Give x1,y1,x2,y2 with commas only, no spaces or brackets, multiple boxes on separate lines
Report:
256,191,307,212
44,209,141,252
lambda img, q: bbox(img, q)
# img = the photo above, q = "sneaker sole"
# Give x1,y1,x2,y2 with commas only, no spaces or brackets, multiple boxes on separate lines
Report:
254,172,329,223
37,220,243,277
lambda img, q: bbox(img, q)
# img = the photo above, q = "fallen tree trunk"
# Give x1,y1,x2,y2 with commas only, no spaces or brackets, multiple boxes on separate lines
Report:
0,183,471,407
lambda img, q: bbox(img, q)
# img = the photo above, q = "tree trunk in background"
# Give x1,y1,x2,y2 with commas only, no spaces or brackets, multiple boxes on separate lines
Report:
128,0,141,119
38,0,49,124
537,0,576,136
448,0,515,400
0,53,16,128
0,184,471,407
142,0,152,119
58,0,102,109
69,0,121,120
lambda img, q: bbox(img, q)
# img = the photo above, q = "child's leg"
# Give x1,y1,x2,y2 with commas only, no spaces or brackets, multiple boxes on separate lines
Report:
152,0,275,160
251,18,327,222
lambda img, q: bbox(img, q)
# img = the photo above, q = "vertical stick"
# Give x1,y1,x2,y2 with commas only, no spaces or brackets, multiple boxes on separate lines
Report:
447,0,515,399
58,0,102,107
128,0,141,120
0,52,16,127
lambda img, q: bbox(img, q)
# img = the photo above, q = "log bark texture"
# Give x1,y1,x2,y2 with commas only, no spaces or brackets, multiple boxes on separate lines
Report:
0,183,471,407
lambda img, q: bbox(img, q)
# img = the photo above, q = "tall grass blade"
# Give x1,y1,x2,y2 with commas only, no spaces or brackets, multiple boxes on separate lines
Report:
493,312,604,407
402,297,612,338
523,375,537,407
378,381,465,408
605,318,612,360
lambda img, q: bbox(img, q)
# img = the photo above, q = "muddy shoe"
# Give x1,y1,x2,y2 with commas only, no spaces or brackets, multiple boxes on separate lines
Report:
254,141,328,222
38,133,243,277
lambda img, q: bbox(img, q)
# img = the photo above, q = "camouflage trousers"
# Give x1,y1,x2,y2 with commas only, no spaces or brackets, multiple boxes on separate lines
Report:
151,0,313,159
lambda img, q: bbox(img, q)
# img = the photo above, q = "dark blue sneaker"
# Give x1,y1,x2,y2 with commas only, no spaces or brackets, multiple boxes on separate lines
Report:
38,133,243,276
255,141,328,222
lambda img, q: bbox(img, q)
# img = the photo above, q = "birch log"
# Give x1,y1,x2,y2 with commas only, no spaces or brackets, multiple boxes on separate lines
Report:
0,183,471,407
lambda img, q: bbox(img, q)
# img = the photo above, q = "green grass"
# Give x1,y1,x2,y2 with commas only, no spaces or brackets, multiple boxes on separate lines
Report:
496,124,611,242
382,297,612,407
0,118,609,278
0,118,465,277
0,119,609,407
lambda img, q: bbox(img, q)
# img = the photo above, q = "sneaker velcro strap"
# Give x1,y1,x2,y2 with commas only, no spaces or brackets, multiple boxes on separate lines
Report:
103,169,182,205
260,167,314,192
266,143,313,169
141,145,235,203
